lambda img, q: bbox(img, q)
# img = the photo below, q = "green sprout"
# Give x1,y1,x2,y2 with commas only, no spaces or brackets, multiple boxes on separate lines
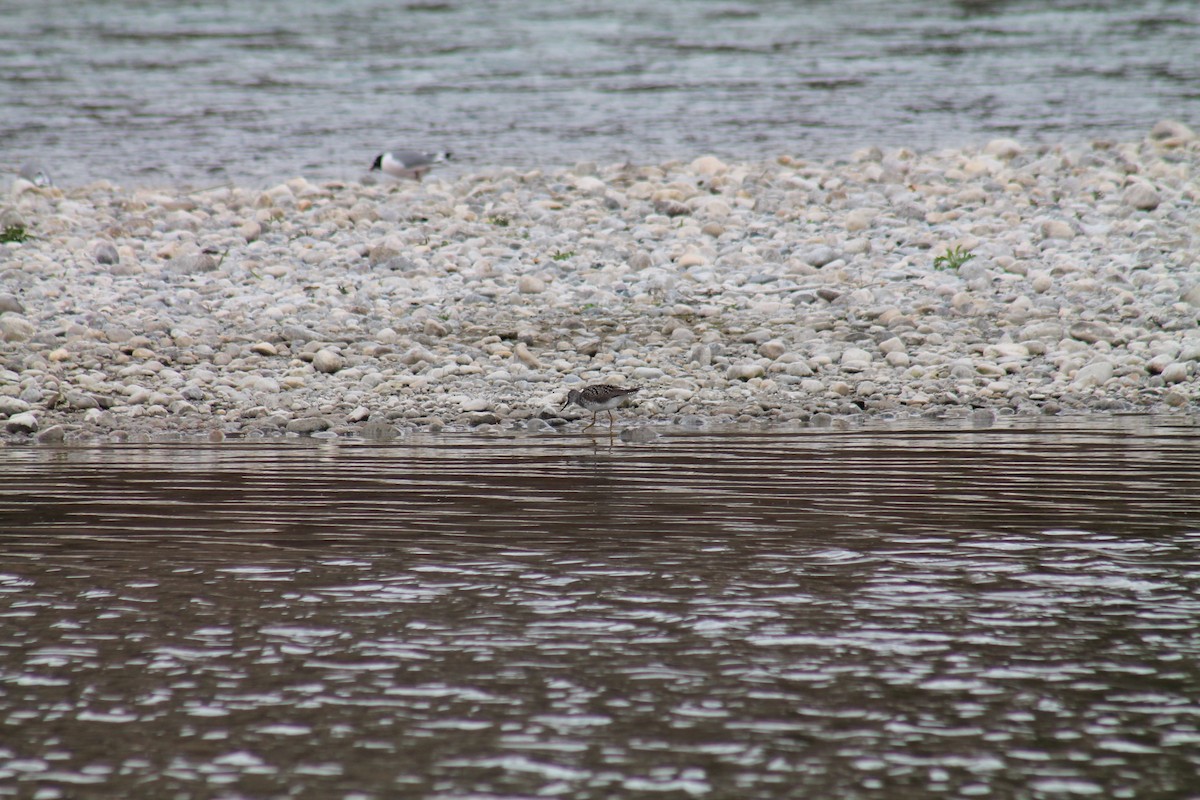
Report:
551,250,575,261
1,225,29,243
487,215,510,227
934,245,975,271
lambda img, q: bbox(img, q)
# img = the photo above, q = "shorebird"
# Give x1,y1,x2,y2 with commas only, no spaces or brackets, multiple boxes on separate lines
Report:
561,384,640,432
369,149,452,181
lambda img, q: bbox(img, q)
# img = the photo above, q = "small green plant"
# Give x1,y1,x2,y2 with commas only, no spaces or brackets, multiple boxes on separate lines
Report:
1,224,29,243
934,245,974,271
551,250,575,261
487,215,510,227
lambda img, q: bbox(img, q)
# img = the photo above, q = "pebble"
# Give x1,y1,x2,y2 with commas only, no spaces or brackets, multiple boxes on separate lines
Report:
1161,363,1189,384
518,275,546,294
5,412,38,434
1,314,36,342
312,349,344,374
94,242,120,265
286,417,331,434
1,124,1196,443
1121,182,1160,211
1072,361,1114,388
36,425,66,443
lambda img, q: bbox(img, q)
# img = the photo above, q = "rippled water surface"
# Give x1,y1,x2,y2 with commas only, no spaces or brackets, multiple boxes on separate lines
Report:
3,0,1198,186
3,417,1200,797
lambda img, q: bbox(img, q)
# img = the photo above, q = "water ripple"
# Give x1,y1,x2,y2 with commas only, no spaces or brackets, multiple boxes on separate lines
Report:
1,418,1200,796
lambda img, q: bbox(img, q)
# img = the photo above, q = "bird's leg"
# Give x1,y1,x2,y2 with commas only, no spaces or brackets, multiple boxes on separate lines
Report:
583,412,596,430
608,410,616,431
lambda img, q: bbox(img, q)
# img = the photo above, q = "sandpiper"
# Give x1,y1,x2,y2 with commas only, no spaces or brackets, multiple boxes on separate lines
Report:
561,384,640,431
370,149,452,181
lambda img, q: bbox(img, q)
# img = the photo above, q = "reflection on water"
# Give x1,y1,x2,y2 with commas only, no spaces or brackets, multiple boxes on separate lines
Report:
2,417,1200,798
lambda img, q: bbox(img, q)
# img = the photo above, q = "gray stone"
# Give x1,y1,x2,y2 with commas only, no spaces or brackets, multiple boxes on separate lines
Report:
360,421,400,439
799,245,839,268
95,242,120,265
36,425,66,444
1161,362,1189,384
1068,321,1117,344
5,412,38,434
1122,182,1160,211
313,348,344,374
66,392,101,410
168,253,218,274
758,340,787,360
1149,119,1196,144
727,363,765,381
281,325,320,342
0,313,35,342
0,397,31,416
286,417,332,434
1072,361,1113,388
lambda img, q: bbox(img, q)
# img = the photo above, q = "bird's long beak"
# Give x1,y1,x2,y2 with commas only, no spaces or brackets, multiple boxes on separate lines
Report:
559,398,571,410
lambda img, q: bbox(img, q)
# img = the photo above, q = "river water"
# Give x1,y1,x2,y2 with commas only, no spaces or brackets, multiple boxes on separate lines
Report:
2,0,1198,187
2,416,1200,797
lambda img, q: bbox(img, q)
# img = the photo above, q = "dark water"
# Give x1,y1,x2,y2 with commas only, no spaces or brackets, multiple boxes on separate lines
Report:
2,0,1198,187
3,417,1200,798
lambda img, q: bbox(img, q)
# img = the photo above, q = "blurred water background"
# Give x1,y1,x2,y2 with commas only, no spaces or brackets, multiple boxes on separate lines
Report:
2,0,1198,187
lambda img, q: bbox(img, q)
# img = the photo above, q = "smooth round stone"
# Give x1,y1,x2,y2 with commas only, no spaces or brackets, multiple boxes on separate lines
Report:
1161,362,1189,384
36,424,66,443
727,363,765,381
0,397,31,416
286,417,332,434
691,155,728,175
167,253,218,274
4,412,38,434
518,275,545,293
984,138,1023,159
241,376,280,393
844,208,875,232
1122,182,1160,211
1072,361,1114,388
758,340,787,360
619,427,659,442
313,349,344,374
1069,321,1117,344
94,242,120,265
0,294,24,314
1163,391,1189,407
1041,220,1075,240
0,314,36,342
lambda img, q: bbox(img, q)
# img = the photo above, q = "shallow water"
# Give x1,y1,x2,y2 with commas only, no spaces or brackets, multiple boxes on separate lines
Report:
2,416,1200,798
2,0,1198,186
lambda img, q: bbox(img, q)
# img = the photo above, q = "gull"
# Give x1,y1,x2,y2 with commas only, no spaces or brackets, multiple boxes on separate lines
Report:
369,149,452,181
